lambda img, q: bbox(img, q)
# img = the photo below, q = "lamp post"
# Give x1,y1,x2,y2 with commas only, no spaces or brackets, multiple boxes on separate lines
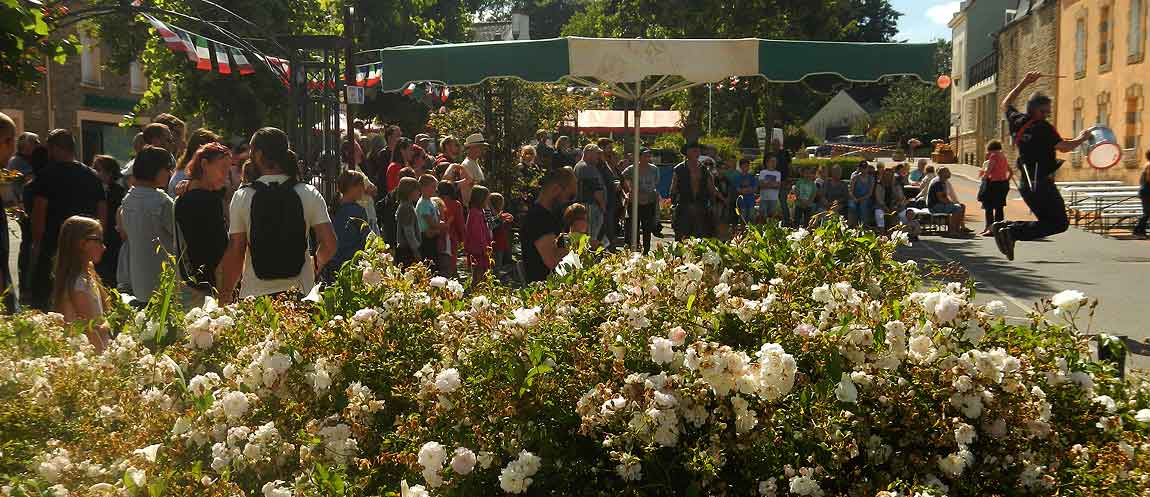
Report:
343,2,356,142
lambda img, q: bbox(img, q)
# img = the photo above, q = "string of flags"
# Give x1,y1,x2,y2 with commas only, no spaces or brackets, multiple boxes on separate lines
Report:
141,12,449,103
143,14,288,81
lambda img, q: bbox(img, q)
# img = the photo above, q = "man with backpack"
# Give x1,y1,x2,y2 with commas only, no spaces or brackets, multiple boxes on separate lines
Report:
218,128,337,304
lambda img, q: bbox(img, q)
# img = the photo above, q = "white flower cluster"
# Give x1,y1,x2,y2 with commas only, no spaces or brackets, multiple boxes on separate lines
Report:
498,450,541,494
416,442,479,487
672,262,705,301
228,337,293,390
907,286,968,324
429,276,465,297
314,423,358,465
415,363,464,410
615,452,642,481
304,357,337,395
184,297,235,350
681,342,798,403
788,467,824,497
210,422,293,472
812,282,863,312
1050,289,1086,319
344,382,384,424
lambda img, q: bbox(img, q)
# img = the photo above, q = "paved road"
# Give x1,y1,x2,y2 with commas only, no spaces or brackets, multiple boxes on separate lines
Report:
893,161,1150,368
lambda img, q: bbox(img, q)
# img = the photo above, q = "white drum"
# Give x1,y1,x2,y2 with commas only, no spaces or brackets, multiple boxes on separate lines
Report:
1085,126,1122,169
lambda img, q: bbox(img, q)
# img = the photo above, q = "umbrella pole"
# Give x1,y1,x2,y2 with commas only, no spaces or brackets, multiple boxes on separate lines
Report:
631,83,643,251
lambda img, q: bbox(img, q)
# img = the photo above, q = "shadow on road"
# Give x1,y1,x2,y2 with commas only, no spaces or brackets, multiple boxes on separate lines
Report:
895,236,1061,303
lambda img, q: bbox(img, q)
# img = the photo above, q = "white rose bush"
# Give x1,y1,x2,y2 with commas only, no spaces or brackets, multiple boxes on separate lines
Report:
2,221,1149,497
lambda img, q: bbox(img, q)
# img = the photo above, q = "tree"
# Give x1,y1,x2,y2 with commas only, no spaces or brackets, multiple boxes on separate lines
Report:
0,2,78,90
872,78,949,145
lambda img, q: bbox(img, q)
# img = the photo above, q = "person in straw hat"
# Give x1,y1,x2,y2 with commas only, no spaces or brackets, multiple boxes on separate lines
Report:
444,133,488,206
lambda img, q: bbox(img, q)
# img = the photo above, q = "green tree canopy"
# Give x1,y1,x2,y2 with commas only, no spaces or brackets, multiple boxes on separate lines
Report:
0,2,78,90
872,78,949,145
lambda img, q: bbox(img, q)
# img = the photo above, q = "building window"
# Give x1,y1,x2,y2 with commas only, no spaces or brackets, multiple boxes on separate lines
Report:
79,32,102,87
1099,5,1112,71
1075,17,1087,78
1126,85,1143,152
1098,92,1112,128
130,60,147,94
1131,0,1146,62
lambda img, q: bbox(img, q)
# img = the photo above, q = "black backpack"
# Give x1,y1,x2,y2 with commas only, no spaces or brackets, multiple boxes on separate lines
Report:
247,179,307,280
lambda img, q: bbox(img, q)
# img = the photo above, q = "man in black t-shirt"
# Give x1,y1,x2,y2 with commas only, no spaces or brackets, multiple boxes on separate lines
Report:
521,167,577,284
29,130,108,308
993,71,1091,261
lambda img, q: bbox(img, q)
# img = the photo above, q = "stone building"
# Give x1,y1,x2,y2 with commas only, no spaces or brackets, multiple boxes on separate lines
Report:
1055,0,1150,184
949,0,1016,166
0,29,150,165
996,0,1062,168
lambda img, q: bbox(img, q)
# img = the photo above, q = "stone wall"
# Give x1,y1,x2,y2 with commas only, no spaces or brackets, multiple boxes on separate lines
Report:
996,1,1061,168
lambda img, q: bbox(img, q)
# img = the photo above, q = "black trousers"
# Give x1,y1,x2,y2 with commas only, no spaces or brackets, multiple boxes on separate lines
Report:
1008,176,1068,241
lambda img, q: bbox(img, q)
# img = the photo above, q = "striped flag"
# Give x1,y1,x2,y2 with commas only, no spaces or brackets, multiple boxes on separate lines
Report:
355,65,367,86
193,36,212,71
231,48,254,75
366,63,382,87
144,16,186,52
215,43,231,74
177,31,197,62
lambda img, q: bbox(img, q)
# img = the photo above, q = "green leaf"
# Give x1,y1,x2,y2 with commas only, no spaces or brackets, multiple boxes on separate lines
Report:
686,294,696,312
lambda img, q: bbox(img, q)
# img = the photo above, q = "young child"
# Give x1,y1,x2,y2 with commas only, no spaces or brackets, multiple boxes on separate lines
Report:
120,145,176,301
564,202,593,249
978,140,1012,236
324,170,375,281
487,193,515,268
757,156,782,221
394,177,422,266
416,174,446,272
464,185,493,285
732,158,758,224
792,167,819,227
437,181,465,278
53,215,110,351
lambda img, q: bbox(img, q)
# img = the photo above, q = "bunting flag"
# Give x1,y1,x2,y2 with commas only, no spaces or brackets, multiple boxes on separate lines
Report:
177,31,198,62
441,86,450,102
215,43,231,74
231,48,255,75
355,65,368,86
266,56,290,79
402,82,416,96
193,36,212,71
366,64,382,87
144,16,186,52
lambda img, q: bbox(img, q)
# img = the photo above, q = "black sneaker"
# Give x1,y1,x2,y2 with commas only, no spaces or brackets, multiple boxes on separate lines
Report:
993,223,1015,261
991,222,1007,253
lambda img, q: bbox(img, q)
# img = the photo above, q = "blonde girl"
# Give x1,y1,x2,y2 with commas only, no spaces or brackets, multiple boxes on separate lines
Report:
53,216,110,351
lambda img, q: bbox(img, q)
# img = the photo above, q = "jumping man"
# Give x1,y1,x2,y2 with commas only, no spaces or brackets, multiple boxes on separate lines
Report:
993,71,1092,260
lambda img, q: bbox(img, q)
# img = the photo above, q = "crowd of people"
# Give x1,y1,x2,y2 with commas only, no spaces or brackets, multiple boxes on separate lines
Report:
4,95,1147,352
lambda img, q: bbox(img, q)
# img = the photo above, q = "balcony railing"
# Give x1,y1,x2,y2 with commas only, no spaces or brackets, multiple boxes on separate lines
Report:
967,50,998,88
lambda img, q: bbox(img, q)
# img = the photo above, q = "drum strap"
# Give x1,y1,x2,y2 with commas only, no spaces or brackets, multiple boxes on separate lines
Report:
1012,117,1039,148
1013,117,1043,191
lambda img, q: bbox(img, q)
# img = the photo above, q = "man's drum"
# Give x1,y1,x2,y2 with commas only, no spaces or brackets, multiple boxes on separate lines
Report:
1085,126,1122,169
